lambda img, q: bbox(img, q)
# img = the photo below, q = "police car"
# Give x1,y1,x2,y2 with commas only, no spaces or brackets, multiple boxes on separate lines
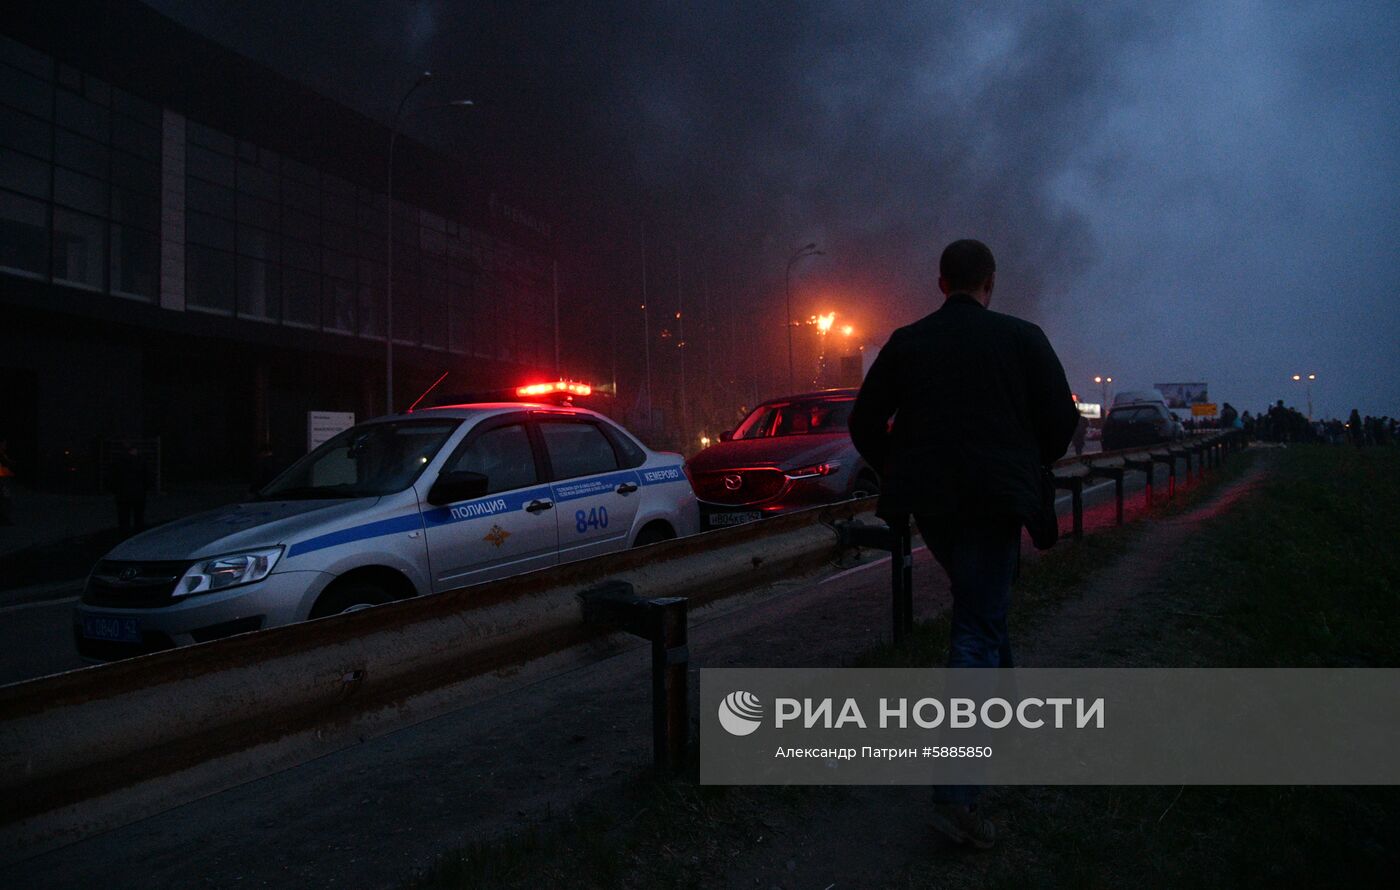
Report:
74,403,698,660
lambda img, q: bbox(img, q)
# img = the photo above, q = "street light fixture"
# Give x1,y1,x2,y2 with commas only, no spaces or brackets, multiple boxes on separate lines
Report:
1290,372,1317,419
785,243,823,393
385,70,473,413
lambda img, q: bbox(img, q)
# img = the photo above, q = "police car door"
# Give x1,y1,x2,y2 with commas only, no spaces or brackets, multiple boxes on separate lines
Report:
536,415,641,563
419,416,558,591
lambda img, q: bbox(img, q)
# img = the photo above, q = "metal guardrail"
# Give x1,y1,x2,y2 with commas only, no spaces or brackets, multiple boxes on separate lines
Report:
0,495,877,861
1050,431,1245,536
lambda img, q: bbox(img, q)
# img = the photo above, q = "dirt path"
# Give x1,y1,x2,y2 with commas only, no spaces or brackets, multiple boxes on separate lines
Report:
1021,451,1275,669
714,451,1277,890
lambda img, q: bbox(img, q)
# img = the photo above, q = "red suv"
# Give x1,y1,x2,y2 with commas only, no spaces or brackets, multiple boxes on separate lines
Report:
686,389,880,529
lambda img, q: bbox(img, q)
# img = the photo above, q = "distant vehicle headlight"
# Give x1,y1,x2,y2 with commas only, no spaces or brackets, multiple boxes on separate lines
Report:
174,547,283,597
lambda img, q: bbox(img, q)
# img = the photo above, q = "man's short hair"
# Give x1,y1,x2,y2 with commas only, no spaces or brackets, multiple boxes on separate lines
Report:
940,239,996,292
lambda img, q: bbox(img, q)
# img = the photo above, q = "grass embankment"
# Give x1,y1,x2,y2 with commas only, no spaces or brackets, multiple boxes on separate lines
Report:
415,445,1400,889
896,445,1400,889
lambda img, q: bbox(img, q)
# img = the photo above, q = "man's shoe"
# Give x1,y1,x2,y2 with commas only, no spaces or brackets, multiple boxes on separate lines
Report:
930,803,996,849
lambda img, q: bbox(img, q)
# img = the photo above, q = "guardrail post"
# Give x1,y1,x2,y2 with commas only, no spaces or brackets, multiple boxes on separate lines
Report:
1152,451,1177,499
1170,446,1191,487
1071,479,1084,538
1053,472,1086,539
579,581,690,773
892,518,913,643
653,597,689,773
835,518,914,645
1123,453,1155,507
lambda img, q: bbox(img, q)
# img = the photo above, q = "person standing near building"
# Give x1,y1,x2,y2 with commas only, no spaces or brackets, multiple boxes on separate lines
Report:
109,444,149,536
849,239,1079,848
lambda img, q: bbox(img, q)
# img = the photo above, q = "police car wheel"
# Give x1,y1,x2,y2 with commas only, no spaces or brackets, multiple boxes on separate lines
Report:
310,582,393,618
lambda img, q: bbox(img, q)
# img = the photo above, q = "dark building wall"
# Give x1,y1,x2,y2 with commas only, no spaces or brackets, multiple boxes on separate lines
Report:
0,3,560,489
0,309,143,486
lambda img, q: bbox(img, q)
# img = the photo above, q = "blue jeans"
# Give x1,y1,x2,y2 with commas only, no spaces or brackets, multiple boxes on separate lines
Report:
917,515,1021,805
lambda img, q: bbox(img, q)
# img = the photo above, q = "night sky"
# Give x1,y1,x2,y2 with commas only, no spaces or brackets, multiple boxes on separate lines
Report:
143,0,1399,419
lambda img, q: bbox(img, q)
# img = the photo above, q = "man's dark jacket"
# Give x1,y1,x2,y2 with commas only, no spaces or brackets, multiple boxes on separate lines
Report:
849,293,1079,525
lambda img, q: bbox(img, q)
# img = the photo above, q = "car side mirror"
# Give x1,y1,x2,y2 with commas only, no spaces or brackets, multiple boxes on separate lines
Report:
719,430,733,442
427,470,490,506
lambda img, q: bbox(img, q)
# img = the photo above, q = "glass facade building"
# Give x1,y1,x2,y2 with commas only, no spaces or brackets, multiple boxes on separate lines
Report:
0,7,557,485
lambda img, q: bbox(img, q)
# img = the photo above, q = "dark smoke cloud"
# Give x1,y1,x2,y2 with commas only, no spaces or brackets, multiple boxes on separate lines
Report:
144,0,1400,417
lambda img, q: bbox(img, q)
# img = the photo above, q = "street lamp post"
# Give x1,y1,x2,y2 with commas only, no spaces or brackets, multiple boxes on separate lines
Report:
385,71,472,414
1291,373,1317,419
1093,375,1113,413
785,243,823,393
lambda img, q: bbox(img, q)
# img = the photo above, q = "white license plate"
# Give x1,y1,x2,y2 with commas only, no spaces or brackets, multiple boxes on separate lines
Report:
81,614,141,643
707,511,762,527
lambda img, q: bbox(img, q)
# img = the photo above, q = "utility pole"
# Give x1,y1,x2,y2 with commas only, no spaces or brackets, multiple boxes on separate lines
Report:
641,222,652,430
785,243,823,393
552,259,560,377
676,245,688,447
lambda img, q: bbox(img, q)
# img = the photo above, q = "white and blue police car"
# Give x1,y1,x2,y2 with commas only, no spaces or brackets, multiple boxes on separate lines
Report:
74,403,698,660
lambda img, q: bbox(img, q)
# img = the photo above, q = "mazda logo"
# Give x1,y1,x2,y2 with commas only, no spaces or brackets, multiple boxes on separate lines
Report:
723,474,743,491
118,567,139,582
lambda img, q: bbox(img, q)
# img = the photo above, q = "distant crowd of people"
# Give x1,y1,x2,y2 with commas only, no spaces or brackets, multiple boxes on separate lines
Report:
1238,400,1396,447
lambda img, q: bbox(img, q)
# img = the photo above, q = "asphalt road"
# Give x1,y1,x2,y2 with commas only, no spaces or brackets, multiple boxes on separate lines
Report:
0,457,1148,689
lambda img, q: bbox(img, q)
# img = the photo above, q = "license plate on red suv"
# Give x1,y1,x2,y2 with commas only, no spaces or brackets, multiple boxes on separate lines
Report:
706,511,762,528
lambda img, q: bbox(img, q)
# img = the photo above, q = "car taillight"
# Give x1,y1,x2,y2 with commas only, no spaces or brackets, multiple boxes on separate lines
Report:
785,460,841,480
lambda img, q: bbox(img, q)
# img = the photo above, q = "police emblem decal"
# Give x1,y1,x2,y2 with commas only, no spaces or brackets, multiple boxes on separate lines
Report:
483,524,511,548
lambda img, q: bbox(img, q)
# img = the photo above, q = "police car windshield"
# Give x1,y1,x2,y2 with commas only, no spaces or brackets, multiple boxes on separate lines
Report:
258,420,459,499
732,398,855,439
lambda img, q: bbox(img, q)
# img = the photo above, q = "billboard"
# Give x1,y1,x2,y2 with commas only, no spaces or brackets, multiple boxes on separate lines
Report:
1154,382,1209,409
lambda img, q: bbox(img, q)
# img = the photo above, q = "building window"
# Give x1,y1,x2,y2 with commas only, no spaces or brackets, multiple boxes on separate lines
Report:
237,255,280,320
282,265,319,326
325,276,356,333
55,90,109,141
0,105,51,158
0,148,51,199
52,208,105,289
186,244,236,313
53,167,108,216
0,188,48,277
110,223,158,298
0,63,53,119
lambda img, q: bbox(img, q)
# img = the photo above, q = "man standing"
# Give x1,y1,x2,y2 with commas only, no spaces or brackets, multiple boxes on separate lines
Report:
109,444,149,537
849,239,1078,848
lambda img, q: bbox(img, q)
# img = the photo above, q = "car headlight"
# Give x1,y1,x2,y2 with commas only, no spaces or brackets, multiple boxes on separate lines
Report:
174,547,283,597
785,460,841,480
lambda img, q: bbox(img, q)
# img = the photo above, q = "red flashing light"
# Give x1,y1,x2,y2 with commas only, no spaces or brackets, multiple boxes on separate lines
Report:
516,380,593,398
